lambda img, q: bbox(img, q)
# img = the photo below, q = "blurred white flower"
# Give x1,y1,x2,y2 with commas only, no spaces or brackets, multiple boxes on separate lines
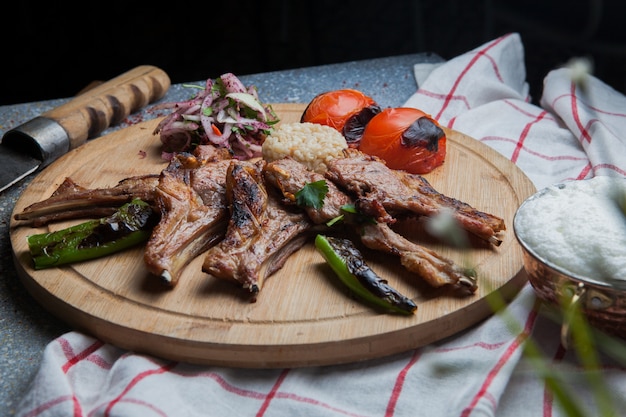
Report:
425,208,468,248
565,57,594,92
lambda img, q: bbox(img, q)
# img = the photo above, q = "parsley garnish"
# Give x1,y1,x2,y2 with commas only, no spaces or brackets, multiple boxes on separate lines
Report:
295,180,328,209
337,203,376,225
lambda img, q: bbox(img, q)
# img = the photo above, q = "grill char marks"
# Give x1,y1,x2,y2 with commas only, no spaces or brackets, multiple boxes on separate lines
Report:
13,174,160,227
264,156,477,291
357,222,477,292
13,144,503,297
325,148,505,246
203,159,313,296
143,146,232,286
264,156,351,223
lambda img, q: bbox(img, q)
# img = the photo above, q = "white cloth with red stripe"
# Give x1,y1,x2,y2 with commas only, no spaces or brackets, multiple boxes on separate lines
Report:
16,33,626,417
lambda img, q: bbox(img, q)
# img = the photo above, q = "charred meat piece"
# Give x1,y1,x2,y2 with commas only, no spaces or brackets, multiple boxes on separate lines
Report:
357,222,477,292
203,159,313,296
264,156,477,291
325,149,505,246
264,156,351,223
144,146,232,286
13,175,160,227
13,145,230,228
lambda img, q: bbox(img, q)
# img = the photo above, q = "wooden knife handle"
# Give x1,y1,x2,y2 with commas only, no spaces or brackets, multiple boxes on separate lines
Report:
42,65,171,150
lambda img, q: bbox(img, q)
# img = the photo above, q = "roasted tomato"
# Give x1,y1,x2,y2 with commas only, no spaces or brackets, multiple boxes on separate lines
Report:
359,107,446,174
301,89,381,146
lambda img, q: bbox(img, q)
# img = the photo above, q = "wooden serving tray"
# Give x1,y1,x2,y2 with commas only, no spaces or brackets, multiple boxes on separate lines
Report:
10,103,536,368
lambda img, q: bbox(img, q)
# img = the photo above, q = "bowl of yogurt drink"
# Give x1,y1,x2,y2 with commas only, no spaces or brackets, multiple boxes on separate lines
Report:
513,175,626,341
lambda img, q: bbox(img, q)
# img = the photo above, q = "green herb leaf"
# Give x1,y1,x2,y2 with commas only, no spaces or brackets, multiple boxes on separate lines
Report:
326,215,344,227
340,204,357,213
339,203,377,225
295,180,328,209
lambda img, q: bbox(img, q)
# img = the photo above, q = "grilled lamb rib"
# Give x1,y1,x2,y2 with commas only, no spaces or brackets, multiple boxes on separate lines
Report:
357,222,476,291
13,174,160,227
144,146,232,286
264,156,476,291
202,159,313,296
325,148,505,246
263,156,352,223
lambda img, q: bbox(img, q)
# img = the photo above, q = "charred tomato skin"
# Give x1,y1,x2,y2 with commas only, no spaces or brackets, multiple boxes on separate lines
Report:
301,89,381,145
359,107,446,174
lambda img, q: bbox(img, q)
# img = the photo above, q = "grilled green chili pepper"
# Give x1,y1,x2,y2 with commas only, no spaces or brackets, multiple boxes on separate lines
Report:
314,234,417,315
27,198,158,269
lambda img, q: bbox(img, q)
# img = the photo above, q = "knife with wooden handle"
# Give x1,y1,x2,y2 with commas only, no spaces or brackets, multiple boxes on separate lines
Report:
0,65,171,193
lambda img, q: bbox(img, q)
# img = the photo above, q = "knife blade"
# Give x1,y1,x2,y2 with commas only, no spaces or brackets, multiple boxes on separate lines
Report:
0,65,171,193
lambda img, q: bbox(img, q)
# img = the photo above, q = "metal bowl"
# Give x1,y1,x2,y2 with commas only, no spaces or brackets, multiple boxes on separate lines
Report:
513,177,626,343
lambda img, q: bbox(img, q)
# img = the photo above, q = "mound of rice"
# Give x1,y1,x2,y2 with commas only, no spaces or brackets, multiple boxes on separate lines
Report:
262,122,348,173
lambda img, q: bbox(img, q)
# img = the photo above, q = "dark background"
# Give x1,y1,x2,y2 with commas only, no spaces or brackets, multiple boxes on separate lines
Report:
2,0,626,106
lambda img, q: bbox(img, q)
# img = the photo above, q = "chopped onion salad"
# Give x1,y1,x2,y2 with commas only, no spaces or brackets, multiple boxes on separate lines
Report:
153,73,279,160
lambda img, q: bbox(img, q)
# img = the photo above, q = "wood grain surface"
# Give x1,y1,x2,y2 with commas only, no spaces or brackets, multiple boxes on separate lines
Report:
10,103,536,368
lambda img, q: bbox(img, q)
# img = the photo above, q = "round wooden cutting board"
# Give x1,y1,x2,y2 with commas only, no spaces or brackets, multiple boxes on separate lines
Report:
10,103,536,368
